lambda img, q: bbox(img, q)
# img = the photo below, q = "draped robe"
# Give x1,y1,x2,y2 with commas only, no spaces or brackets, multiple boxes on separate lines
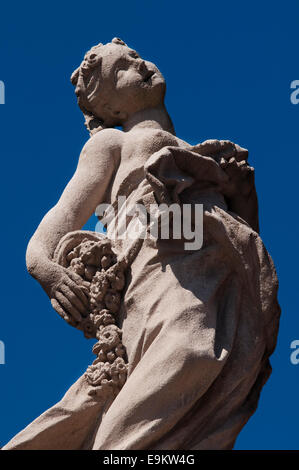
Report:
3,145,280,450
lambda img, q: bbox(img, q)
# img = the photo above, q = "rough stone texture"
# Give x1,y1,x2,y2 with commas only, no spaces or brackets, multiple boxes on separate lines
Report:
3,38,280,450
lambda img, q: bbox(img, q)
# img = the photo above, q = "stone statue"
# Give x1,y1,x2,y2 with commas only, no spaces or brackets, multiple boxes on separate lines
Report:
3,38,281,450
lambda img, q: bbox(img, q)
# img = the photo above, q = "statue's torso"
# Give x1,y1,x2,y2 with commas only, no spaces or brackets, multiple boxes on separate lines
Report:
109,128,191,203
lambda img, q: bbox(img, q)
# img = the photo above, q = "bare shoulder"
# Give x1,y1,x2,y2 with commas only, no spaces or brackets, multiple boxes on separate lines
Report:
79,128,124,167
125,128,180,144
123,128,189,154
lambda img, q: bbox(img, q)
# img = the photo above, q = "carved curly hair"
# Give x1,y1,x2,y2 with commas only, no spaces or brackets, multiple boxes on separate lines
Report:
71,37,127,136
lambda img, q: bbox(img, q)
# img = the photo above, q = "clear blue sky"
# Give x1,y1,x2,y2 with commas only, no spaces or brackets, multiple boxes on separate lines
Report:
0,0,298,450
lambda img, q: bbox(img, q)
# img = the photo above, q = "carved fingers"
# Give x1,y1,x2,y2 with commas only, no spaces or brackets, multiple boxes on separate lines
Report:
51,268,90,327
55,290,83,322
221,157,255,197
193,139,254,198
219,140,248,162
64,275,89,308
51,298,76,326
58,283,86,315
67,270,90,295
196,139,248,163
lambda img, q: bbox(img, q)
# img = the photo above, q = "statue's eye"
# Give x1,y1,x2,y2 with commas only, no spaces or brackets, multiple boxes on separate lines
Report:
129,51,140,59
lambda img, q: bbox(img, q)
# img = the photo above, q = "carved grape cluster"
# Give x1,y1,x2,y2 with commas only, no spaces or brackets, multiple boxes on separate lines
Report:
63,236,128,398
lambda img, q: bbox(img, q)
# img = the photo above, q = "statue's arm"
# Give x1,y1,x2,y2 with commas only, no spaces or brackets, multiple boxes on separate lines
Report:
221,157,260,233
26,128,122,324
194,140,259,232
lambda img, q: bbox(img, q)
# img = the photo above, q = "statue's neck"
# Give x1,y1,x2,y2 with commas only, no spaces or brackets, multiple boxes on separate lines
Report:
122,105,175,135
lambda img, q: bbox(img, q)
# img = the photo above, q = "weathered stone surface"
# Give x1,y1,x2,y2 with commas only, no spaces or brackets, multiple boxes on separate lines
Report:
3,38,280,450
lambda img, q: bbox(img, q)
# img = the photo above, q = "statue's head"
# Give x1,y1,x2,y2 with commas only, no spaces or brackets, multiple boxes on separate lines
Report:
71,38,166,135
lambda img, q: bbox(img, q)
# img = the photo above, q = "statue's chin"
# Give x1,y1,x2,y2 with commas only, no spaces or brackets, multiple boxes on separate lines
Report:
145,80,166,106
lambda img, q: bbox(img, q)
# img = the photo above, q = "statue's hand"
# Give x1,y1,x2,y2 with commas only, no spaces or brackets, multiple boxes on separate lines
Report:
220,157,255,198
195,139,248,163
46,263,90,327
193,139,258,231
195,139,254,198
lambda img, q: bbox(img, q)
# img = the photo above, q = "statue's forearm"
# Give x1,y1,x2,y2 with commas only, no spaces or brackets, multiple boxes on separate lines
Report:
25,130,121,286
26,204,84,284
26,238,57,293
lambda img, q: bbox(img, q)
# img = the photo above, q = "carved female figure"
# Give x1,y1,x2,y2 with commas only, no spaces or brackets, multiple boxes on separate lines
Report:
3,38,280,450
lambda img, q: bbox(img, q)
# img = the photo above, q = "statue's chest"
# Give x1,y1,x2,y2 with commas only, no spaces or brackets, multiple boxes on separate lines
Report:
111,131,189,201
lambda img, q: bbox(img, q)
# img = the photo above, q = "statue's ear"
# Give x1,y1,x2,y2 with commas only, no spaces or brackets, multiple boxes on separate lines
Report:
82,108,106,136
112,37,127,46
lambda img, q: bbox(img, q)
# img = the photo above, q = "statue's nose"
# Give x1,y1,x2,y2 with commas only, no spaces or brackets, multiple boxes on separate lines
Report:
138,60,147,74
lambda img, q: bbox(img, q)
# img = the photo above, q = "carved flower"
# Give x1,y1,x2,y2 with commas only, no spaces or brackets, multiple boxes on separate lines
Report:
92,347,107,362
84,265,97,281
70,258,85,276
115,344,126,357
110,357,127,375
109,270,126,291
90,272,109,305
101,255,113,269
56,232,129,396
85,362,109,386
101,242,114,255
80,241,103,267
104,290,121,313
95,325,121,351
107,351,116,362
93,309,115,329
83,48,102,68
110,358,128,387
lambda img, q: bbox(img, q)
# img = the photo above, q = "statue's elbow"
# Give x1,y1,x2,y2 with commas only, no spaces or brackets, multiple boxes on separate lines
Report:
25,239,38,278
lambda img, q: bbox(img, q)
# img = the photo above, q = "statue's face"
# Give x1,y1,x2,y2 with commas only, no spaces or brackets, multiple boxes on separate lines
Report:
91,43,166,125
